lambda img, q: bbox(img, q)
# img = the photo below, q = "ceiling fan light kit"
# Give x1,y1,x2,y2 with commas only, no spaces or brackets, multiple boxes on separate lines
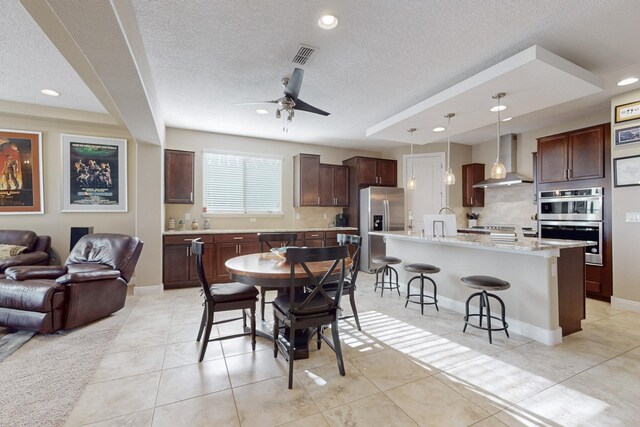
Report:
237,67,330,132
490,92,507,180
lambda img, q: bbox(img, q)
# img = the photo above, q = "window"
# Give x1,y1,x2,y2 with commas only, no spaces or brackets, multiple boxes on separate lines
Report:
203,151,282,215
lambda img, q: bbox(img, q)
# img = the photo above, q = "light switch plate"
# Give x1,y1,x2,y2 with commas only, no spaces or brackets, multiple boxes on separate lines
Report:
184,213,190,220
249,217,256,222
626,212,640,222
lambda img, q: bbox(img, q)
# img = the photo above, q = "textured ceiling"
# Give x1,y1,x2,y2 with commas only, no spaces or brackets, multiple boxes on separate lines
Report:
3,1,640,150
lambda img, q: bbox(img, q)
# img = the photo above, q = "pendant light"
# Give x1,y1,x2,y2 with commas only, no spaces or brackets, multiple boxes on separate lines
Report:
407,128,417,190
490,92,507,179
444,113,456,185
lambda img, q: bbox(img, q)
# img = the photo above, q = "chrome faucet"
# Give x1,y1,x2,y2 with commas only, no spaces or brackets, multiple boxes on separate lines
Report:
408,210,414,232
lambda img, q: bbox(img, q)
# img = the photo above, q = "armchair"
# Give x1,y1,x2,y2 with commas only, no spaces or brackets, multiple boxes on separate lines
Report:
0,230,51,278
0,233,143,332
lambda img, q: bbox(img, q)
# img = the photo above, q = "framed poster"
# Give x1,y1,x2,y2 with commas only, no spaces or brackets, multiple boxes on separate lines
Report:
613,155,640,187
614,124,640,146
614,100,640,123
62,134,127,212
0,129,43,214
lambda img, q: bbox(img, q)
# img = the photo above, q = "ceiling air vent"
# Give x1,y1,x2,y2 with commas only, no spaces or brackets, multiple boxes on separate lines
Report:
292,44,317,65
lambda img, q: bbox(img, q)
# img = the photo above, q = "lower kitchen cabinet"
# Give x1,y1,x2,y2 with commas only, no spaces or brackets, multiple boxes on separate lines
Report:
213,234,260,283
163,234,213,289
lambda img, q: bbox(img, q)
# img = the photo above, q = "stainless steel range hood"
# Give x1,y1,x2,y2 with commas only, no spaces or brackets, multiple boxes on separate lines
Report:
473,134,533,188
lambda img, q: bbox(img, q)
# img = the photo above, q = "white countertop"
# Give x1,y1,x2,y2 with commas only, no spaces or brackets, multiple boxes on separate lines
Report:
370,230,591,255
164,227,358,235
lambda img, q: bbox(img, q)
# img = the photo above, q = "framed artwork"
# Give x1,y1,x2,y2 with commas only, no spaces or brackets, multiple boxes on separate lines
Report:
0,129,43,214
61,134,127,212
614,124,640,146
614,100,640,123
613,155,640,187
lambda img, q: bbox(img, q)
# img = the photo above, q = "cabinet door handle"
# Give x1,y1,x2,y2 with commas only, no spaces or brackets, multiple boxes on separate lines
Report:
186,247,189,257
310,234,320,237
233,237,243,240
567,168,571,179
190,192,193,202
317,197,320,205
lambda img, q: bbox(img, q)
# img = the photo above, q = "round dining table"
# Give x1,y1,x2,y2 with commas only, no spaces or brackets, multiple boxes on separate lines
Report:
225,252,351,359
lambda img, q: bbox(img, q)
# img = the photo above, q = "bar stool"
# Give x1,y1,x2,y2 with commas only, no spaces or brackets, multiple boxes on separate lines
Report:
461,275,510,344
372,256,402,296
404,263,440,314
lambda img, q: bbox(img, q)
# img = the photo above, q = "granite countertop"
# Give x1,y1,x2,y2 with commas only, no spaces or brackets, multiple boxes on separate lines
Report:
370,230,592,253
163,227,358,235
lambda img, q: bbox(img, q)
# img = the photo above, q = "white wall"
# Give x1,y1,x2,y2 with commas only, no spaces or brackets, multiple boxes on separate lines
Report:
164,128,379,230
611,89,640,309
0,113,135,264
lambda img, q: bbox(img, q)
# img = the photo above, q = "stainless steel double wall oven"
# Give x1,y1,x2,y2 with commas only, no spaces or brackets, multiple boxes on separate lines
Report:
538,187,603,265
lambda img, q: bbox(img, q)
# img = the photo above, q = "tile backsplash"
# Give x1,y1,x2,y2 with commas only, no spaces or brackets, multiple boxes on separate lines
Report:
472,185,537,228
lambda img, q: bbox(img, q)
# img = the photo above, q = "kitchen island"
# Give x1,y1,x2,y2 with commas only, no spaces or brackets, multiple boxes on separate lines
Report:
370,231,591,345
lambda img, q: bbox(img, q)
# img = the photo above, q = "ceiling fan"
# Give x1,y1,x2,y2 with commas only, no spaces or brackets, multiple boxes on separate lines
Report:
237,68,330,131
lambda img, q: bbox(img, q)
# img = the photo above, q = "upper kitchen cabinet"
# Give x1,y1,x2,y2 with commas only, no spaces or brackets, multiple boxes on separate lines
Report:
165,149,195,204
462,163,485,207
294,154,349,207
344,156,397,187
537,125,605,184
319,164,349,207
293,154,320,206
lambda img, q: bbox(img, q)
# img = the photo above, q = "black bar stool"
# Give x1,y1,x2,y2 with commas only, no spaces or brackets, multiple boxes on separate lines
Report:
461,275,510,344
404,263,440,314
372,256,402,296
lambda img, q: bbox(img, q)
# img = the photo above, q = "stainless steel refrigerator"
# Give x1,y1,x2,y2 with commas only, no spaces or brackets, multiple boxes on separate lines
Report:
359,187,405,272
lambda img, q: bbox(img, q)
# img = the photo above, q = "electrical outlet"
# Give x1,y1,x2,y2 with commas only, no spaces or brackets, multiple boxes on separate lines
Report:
184,213,190,220
249,217,256,222
323,213,327,219
626,212,640,222
296,213,300,220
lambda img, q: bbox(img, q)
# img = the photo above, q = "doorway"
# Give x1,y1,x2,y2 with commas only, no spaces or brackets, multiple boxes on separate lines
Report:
403,152,446,233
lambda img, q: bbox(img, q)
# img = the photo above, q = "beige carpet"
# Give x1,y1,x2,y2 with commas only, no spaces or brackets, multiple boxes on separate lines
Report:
0,301,135,427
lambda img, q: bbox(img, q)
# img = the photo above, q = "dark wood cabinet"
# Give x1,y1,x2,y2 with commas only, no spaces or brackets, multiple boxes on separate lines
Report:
342,156,398,229
319,164,349,207
213,233,260,283
293,154,320,206
165,149,195,204
537,125,604,184
462,163,485,207
163,234,213,289
295,154,348,207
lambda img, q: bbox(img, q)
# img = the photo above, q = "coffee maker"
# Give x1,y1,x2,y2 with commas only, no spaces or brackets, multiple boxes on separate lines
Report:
335,213,347,227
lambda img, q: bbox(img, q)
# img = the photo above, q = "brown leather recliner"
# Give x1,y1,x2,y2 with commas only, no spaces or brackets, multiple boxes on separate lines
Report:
0,230,51,279
0,233,143,333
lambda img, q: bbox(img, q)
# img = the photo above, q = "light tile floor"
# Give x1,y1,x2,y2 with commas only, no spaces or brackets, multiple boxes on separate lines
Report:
65,273,640,426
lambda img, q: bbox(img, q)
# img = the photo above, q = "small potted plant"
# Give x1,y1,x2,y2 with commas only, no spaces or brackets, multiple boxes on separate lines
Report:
466,212,479,228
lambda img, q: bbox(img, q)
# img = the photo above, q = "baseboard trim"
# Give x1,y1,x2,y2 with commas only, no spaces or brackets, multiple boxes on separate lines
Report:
436,295,563,346
611,296,640,313
133,284,164,296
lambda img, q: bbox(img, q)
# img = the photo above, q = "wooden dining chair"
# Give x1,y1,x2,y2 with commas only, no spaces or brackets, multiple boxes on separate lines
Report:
257,232,298,321
273,245,349,389
332,233,363,330
193,239,259,362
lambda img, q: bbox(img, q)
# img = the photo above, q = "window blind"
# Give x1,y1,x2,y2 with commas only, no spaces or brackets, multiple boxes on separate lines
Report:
203,152,282,214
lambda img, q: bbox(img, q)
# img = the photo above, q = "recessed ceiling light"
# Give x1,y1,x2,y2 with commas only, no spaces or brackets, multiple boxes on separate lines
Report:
433,127,446,132
318,14,339,30
490,105,507,112
41,89,60,97
617,77,639,86
502,117,512,121
256,109,269,115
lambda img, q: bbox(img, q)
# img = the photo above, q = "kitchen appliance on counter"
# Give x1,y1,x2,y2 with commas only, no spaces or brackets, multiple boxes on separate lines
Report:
360,187,405,272
538,187,603,265
335,213,347,227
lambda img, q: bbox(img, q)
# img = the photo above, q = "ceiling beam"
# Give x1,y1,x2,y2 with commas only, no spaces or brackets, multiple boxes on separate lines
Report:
21,0,164,146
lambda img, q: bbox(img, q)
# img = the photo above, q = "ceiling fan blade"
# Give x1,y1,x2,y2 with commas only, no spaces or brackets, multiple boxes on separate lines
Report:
294,98,330,116
233,100,278,106
284,68,304,100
